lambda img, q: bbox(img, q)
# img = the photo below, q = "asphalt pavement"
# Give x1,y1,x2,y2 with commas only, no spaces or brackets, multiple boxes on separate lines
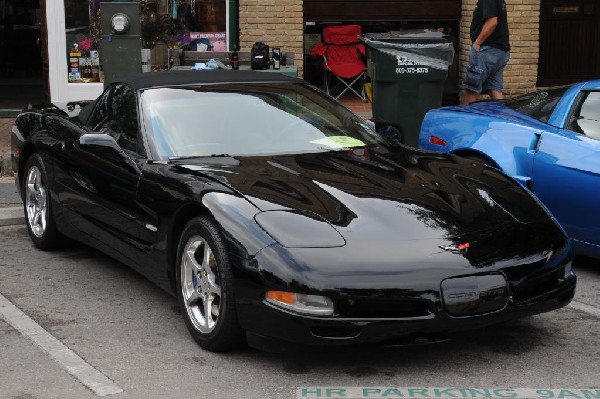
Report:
0,224,598,399
1,171,599,398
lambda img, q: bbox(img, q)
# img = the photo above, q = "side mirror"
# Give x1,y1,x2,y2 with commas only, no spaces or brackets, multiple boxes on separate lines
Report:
78,133,141,173
79,133,121,153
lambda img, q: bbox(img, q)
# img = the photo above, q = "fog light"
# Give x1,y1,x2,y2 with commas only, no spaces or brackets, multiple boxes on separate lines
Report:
564,261,574,279
265,291,334,316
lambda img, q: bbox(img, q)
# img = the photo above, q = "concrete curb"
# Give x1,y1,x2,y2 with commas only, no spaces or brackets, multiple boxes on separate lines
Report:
0,149,11,177
0,206,24,227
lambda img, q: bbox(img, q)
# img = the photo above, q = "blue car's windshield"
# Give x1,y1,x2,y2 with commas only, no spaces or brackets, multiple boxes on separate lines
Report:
503,87,570,123
140,83,383,158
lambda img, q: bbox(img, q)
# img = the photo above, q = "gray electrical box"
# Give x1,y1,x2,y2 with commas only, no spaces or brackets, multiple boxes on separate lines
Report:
100,2,141,87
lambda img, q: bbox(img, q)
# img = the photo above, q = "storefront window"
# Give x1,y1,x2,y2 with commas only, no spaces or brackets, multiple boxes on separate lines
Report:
61,0,228,82
153,0,228,53
188,0,227,51
65,0,101,83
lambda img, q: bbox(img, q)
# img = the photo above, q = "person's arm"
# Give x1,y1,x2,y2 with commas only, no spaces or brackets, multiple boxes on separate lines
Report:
473,17,498,51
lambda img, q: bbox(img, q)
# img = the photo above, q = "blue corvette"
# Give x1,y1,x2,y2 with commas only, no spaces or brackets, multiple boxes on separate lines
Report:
419,80,600,258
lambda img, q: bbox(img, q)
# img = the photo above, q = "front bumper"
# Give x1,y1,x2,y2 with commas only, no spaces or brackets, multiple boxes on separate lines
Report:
236,275,576,347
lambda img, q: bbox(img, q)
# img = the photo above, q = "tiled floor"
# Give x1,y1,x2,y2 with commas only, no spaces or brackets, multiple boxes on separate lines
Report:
339,93,373,120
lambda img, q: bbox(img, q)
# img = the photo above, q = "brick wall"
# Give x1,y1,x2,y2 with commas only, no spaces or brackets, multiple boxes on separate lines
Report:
239,0,304,77
460,0,540,98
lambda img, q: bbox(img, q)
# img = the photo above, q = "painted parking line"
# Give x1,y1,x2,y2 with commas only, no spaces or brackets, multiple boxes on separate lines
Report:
568,300,600,318
296,387,600,399
0,292,123,397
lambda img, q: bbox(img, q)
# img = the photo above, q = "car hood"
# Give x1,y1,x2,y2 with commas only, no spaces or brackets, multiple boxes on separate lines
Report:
440,101,550,129
173,145,550,243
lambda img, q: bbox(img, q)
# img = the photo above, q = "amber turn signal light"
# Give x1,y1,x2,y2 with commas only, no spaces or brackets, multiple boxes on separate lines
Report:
265,291,296,304
265,291,334,316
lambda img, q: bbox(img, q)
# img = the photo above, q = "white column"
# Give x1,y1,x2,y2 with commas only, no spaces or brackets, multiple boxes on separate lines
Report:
46,1,103,103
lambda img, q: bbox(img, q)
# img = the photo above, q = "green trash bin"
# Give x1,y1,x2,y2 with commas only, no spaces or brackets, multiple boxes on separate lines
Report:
360,31,454,148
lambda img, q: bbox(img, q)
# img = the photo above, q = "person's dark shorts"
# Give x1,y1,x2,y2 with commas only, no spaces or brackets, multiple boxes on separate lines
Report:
463,45,510,93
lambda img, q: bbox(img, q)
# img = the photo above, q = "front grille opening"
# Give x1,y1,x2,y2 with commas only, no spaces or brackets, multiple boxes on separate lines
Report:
310,326,360,339
337,297,432,318
513,268,562,303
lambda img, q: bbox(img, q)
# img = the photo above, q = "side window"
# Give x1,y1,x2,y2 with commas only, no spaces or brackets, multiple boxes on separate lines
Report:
109,84,139,152
87,87,112,129
504,88,567,123
89,83,139,153
566,91,600,140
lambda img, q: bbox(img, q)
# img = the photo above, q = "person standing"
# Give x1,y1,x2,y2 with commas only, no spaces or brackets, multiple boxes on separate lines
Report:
462,0,510,104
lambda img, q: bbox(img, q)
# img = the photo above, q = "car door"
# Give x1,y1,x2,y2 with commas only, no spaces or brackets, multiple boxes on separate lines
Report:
53,83,147,264
531,90,600,246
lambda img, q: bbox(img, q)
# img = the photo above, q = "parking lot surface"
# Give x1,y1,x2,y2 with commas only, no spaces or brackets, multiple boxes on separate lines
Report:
1,224,599,399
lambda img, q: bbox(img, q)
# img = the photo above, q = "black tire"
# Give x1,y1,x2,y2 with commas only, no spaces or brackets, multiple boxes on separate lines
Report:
22,153,64,250
176,216,245,352
466,154,496,168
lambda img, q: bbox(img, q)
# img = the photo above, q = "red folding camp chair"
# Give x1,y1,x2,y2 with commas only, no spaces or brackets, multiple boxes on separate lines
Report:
310,25,368,102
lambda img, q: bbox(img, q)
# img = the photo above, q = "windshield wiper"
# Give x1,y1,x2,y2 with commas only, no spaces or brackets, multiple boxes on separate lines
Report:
168,154,234,163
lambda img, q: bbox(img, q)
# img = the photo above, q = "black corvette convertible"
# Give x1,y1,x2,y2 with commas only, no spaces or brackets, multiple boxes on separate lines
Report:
12,70,576,351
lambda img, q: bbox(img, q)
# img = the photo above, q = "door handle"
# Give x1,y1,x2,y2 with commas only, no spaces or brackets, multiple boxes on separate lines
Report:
528,132,542,153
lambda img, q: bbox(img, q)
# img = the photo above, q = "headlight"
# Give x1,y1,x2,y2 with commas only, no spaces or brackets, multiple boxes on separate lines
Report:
265,291,334,316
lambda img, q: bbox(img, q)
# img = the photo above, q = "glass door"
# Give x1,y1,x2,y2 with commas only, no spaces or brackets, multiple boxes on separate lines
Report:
0,0,46,111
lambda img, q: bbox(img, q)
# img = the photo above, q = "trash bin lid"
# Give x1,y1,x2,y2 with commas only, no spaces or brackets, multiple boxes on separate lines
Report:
361,30,448,42
359,30,454,70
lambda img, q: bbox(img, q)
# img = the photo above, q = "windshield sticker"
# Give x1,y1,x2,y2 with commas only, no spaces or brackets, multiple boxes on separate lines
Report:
310,136,366,149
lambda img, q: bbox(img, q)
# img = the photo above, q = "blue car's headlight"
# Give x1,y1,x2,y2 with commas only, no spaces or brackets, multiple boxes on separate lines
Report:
254,210,345,248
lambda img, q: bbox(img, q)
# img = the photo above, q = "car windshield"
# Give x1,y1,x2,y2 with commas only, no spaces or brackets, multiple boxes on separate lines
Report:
140,83,383,158
502,87,570,123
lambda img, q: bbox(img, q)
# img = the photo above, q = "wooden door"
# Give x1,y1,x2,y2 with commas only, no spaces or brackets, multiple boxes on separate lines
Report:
538,0,600,86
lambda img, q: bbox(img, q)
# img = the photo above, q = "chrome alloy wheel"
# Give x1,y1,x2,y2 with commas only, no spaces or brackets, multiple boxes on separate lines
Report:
25,165,47,238
181,236,222,334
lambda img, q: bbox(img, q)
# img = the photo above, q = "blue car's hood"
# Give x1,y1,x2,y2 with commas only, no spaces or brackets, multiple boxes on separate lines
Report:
441,101,550,130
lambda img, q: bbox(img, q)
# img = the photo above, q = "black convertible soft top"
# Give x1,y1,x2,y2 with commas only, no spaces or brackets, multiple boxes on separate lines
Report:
110,69,302,91
77,70,303,123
